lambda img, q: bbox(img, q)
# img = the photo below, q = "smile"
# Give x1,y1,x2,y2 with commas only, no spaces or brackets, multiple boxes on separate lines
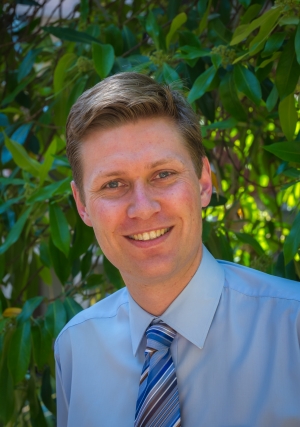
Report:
128,228,171,241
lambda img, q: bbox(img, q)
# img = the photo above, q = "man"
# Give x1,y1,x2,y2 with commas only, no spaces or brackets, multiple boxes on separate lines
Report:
55,72,300,427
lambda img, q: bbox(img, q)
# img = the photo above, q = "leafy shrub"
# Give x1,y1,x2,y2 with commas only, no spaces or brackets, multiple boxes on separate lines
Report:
0,0,300,424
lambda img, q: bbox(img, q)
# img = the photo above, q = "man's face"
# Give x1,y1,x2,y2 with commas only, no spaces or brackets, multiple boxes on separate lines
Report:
72,117,212,287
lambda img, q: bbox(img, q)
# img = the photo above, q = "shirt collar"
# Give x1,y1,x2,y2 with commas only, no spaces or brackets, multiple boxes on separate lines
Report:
128,245,225,356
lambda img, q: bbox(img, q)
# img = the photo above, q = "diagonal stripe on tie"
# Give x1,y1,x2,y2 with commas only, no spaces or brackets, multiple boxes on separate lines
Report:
134,322,181,427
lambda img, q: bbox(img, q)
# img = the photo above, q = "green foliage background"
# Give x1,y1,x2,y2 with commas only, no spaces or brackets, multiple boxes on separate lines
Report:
1,0,300,424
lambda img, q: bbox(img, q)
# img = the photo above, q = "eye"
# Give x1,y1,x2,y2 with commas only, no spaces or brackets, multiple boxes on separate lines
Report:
104,180,123,189
156,171,172,179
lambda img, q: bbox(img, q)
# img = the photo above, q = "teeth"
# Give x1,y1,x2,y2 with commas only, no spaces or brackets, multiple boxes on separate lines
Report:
130,228,170,241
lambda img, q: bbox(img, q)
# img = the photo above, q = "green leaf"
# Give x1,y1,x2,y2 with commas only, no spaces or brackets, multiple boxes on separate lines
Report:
240,4,262,25
146,12,162,50
166,12,187,49
39,241,52,268
12,123,33,147
162,63,181,86
275,35,300,100
45,300,67,339
43,26,101,44
31,321,52,370
174,45,210,67
80,0,89,23
248,9,282,52
103,255,124,290
28,373,49,427
0,195,23,214
27,177,71,203
266,84,278,112
49,238,70,284
278,252,293,277
17,49,41,83
39,137,57,185
81,250,93,278
0,255,4,284
261,32,286,58
41,366,55,414
0,206,33,255
209,18,232,44
234,64,262,106
92,43,115,79
202,117,238,131
104,25,123,56
122,26,138,52
67,75,89,113
175,45,209,60
234,232,264,256
84,274,104,290
264,142,300,163
219,71,247,122
279,16,299,26
197,0,213,35
283,211,300,264
70,214,95,260
295,21,300,65
208,194,228,207
0,113,9,126
231,7,282,46
4,133,41,177
209,234,231,262
0,333,14,423
0,177,26,186
53,53,77,94
63,297,83,322
278,93,298,141
187,66,217,103
197,0,208,17
17,297,44,324
8,320,31,384
238,0,251,7
218,233,233,262
257,52,281,69
49,202,71,257
1,73,36,106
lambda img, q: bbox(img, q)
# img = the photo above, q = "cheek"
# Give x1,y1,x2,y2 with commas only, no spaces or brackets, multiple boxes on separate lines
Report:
88,199,123,235
167,181,201,214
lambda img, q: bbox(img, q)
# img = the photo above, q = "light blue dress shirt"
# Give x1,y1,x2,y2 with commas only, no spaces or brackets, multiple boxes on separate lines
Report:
55,246,300,427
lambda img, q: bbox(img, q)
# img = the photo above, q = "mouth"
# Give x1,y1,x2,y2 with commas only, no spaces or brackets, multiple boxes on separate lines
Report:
127,227,171,241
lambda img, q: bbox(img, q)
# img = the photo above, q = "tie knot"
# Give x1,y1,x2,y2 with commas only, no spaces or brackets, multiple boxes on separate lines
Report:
145,322,176,352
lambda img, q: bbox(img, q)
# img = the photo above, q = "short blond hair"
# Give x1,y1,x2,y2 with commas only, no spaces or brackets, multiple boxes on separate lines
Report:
66,72,205,200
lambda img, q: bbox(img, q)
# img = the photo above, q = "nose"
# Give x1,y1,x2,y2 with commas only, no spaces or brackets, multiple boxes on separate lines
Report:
127,182,161,219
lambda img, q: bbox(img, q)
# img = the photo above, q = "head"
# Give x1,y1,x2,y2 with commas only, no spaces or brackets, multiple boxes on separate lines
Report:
66,72,212,298
66,72,206,203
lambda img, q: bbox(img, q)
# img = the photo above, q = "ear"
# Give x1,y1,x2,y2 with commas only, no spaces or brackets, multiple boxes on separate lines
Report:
199,157,212,208
71,181,93,227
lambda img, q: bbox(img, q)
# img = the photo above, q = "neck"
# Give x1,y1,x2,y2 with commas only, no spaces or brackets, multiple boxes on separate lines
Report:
124,247,203,316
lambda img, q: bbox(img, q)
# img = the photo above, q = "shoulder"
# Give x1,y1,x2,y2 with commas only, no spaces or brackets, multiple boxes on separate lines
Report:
218,259,300,303
55,287,129,344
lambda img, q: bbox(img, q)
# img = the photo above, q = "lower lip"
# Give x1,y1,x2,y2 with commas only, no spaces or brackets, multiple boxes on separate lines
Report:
125,228,173,248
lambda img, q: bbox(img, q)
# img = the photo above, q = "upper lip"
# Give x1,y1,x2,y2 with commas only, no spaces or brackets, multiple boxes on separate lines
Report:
124,226,172,236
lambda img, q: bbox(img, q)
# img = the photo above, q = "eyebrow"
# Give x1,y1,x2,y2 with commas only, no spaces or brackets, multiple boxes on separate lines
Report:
146,157,181,169
98,157,182,178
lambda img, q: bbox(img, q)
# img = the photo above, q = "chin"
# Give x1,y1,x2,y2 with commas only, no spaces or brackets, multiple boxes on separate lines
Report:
125,259,179,282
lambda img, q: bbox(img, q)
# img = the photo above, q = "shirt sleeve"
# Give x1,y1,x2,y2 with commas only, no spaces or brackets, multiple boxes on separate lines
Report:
55,342,69,427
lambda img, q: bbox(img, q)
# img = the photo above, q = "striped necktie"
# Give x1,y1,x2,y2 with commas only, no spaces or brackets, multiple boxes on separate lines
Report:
134,322,181,427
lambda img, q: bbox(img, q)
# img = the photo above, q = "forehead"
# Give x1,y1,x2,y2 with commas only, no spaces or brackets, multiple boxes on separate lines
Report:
83,116,184,148
80,118,194,179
